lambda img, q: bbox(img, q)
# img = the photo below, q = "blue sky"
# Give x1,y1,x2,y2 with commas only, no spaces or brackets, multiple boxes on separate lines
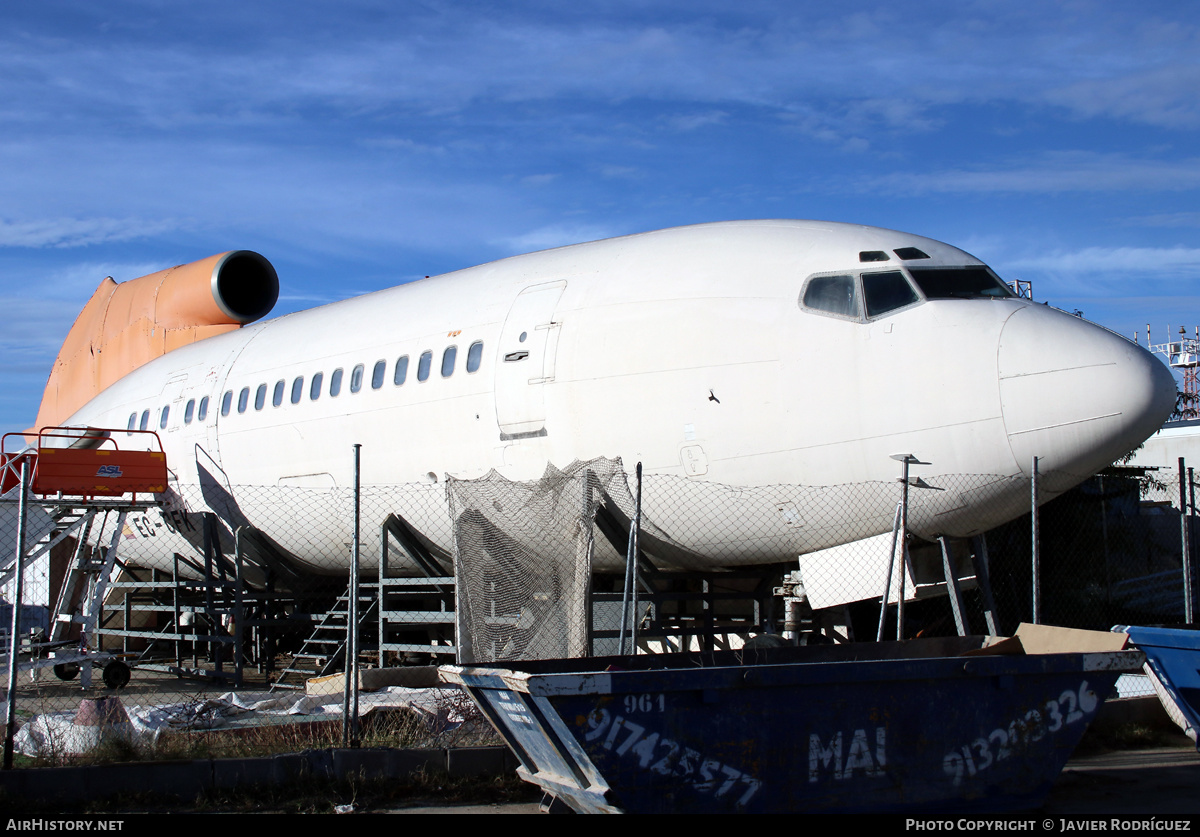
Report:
2,1,1199,430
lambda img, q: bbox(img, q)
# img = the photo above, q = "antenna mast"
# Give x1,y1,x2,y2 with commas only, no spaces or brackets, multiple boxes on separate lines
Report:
1148,325,1200,420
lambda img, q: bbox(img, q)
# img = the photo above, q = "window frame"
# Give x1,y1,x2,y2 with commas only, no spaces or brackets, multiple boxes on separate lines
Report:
800,269,924,323
466,341,483,373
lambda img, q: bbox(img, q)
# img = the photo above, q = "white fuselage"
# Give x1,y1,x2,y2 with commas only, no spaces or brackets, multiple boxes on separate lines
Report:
63,221,1177,576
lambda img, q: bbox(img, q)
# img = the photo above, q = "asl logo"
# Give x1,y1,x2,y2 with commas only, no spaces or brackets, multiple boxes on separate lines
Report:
97,465,124,478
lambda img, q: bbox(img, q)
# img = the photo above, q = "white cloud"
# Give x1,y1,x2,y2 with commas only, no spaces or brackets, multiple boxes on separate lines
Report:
1045,64,1200,130
667,110,728,132
1009,246,1200,275
4,5,1195,134
0,217,182,249
995,245,1200,303
520,173,559,187
1129,212,1200,228
871,153,1200,194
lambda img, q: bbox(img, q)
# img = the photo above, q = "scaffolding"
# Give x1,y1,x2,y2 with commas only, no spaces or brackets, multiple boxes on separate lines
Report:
1146,325,1199,419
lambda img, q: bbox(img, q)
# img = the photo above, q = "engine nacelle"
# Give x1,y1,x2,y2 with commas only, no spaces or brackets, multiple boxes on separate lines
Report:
32,251,279,431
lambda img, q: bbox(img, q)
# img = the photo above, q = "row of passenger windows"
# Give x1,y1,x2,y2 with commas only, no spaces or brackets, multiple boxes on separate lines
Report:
128,340,484,433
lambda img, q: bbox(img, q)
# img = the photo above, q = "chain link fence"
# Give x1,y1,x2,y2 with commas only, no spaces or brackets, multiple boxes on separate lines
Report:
1,453,1196,766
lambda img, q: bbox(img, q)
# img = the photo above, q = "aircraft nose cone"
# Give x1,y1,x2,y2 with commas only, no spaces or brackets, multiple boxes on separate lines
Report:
998,305,1176,489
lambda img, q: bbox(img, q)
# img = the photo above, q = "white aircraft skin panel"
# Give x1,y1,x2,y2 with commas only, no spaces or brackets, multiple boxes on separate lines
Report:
57,220,1177,576
997,303,1177,488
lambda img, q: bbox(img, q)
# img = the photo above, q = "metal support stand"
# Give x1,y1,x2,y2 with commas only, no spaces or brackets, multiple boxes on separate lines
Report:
939,536,968,636
378,510,455,665
877,503,902,643
970,534,1000,635
883,454,926,641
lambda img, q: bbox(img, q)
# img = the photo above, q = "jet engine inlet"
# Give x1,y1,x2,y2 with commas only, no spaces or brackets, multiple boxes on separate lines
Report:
211,250,279,324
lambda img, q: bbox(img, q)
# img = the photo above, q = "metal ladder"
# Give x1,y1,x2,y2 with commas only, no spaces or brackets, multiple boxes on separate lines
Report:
270,583,378,691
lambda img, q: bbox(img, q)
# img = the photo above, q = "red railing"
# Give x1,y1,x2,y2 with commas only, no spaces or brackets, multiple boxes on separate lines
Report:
1,427,167,500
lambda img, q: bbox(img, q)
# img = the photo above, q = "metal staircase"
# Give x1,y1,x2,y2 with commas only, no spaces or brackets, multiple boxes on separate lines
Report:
270,583,378,691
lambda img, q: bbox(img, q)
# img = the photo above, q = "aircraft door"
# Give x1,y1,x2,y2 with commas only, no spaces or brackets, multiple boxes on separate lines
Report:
204,332,263,466
495,281,566,438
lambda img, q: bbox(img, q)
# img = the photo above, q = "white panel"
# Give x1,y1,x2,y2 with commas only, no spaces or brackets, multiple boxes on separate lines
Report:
495,281,566,436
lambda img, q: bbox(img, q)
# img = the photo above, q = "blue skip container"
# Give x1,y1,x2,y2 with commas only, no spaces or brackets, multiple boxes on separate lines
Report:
441,626,1139,814
1117,624,1200,747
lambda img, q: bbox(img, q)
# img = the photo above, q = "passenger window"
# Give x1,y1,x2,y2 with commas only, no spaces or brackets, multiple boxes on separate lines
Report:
198,396,209,422
371,360,385,390
272,380,285,407
310,372,323,400
862,271,919,318
237,388,249,414
139,410,150,431
467,341,483,373
127,414,136,435
330,368,343,397
350,364,364,393
291,376,304,404
417,351,432,382
394,356,408,386
254,384,267,411
184,399,195,424
159,406,169,430
803,275,860,319
441,346,457,377
222,391,233,417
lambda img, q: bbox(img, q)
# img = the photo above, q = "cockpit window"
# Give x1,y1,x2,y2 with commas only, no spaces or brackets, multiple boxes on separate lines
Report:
803,275,859,318
909,267,1013,299
862,271,919,318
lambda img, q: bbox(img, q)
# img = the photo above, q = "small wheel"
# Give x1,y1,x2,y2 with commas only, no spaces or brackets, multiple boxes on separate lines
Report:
102,660,131,689
53,662,80,681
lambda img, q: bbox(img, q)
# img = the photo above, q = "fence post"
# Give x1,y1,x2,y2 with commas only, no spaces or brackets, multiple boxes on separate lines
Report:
619,462,642,656
886,454,923,640
1031,456,1040,625
3,456,30,770
1190,467,1197,623
1180,458,1192,625
343,444,361,748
